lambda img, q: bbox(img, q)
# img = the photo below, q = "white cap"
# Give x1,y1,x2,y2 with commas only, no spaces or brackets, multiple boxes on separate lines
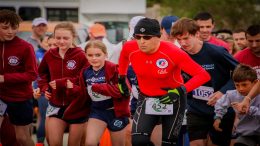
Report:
32,17,48,26
128,16,145,40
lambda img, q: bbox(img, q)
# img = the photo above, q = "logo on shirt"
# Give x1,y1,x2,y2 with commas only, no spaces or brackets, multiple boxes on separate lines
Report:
113,119,123,128
201,64,214,70
86,77,105,83
67,60,76,70
156,59,168,69
8,56,19,66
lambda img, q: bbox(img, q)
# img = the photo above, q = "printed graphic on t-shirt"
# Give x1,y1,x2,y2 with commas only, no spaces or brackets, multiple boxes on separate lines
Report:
8,56,19,66
66,60,76,70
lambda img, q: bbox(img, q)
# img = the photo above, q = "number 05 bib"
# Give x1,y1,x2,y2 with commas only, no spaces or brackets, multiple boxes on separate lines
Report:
145,98,173,115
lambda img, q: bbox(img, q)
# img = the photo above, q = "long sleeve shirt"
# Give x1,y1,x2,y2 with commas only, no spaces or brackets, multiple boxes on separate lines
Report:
119,40,210,96
215,90,260,136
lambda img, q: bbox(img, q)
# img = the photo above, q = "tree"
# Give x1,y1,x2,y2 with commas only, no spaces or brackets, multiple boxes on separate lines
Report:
148,0,260,30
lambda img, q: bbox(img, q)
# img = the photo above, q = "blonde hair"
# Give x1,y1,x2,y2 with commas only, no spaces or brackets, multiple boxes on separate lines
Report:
54,22,76,37
84,40,107,54
54,22,77,46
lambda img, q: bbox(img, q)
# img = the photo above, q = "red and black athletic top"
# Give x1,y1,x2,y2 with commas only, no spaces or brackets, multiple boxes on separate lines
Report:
119,40,210,96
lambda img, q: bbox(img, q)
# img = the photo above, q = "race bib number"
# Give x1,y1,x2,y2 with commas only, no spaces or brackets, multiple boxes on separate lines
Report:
192,86,214,101
145,98,173,115
87,86,111,101
46,104,60,117
0,99,7,116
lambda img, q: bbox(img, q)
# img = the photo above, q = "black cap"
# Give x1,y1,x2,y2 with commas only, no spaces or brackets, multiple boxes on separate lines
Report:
134,18,161,36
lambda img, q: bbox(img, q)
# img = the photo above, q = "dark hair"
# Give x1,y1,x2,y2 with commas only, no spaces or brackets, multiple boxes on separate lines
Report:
215,29,233,35
233,28,246,34
193,12,214,24
0,9,22,28
246,24,260,36
171,17,200,37
232,64,257,83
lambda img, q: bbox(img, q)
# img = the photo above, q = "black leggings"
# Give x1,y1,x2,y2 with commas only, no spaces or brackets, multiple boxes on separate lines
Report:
132,94,187,146
234,143,248,146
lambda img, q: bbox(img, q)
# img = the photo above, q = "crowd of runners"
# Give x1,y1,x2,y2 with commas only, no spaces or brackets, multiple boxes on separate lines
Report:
0,9,260,146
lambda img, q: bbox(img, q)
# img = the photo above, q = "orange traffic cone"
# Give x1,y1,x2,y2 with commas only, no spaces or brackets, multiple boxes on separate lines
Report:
99,128,112,146
35,143,44,146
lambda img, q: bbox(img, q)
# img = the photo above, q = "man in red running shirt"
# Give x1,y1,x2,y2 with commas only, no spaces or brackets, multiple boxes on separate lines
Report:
118,17,210,146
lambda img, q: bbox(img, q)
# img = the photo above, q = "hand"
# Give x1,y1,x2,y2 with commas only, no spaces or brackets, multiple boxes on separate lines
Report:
33,88,41,99
66,79,73,89
159,86,186,104
45,90,52,100
207,91,223,106
231,99,250,114
49,80,56,89
0,75,4,83
237,97,251,114
213,119,222,132
118,75,130,96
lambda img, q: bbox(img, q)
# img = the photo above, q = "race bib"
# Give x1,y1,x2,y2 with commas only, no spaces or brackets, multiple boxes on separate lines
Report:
0,99,7,116
46,103,60,117
87,86,111,101
145,98,173,115
192,86,214,101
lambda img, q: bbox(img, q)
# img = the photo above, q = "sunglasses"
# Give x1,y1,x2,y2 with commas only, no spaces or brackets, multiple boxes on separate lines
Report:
134,35,154,40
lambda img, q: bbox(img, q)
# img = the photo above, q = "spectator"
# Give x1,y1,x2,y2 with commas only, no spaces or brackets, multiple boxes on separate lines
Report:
78,23,115,62
111,16,145,64
26,17,48,52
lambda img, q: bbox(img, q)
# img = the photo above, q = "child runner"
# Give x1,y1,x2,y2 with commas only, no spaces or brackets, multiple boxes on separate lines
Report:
37,22,89,146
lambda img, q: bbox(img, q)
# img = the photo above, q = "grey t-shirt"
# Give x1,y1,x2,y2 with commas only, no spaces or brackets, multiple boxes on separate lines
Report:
26,37,39,52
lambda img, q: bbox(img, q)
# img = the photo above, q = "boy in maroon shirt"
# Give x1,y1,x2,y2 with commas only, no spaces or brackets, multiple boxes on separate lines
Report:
0,9,37,146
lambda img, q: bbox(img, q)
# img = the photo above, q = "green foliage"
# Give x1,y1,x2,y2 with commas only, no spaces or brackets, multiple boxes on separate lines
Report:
147,0,260,30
